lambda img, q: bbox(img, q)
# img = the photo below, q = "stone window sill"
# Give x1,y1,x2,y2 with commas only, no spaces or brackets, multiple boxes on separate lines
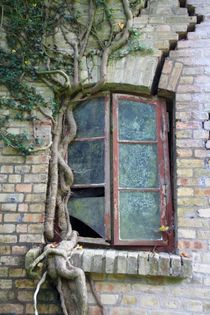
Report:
70,248,192,278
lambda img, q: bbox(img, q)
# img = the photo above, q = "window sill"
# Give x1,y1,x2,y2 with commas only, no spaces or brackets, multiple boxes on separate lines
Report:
70,248,192,278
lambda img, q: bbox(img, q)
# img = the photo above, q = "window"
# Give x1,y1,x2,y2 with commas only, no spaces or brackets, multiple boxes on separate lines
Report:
68,94,173,250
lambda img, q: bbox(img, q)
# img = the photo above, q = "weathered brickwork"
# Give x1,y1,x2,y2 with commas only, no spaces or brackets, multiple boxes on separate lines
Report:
1,0,210,314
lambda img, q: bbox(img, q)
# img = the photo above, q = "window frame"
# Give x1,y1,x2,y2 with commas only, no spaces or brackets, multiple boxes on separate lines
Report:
70,95,111,240
69,93,174,251
112,94,173,249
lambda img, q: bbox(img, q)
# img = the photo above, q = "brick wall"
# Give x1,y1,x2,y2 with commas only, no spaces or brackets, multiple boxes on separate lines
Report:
1,0,210,314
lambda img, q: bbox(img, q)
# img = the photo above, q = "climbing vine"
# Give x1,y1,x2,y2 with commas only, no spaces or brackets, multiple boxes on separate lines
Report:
1,1,147,314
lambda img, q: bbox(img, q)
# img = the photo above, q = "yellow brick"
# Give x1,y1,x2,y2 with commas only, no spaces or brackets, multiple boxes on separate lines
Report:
0,165,14,173
177,168,193,177
15,279,36,289
29,204,45,212
0,304,24,314
33,184,47,193
25,193,46,202
17,290,33,302
2,147,20,155
178,218,209,228
26,303,60,314
177,207,196,218
177,159,203,168
0,156,24,164
177,177,200,186
177,187,194,197
100,294,119,305
178,228,196,239
9,268,26,277
176,130,192,138
194,168,210,177
178,197,208,207
0,279,12,289
122,295,137,305
0,235,17,243
177,149,193,158
2,184,15,192
8,174,21,183
179,76,194,84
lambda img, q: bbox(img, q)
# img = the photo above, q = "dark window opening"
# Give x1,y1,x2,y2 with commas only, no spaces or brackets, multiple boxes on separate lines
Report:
70,216,102,238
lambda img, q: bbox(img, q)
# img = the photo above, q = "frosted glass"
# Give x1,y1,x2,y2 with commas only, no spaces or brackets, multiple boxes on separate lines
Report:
119,99,156,141
119,144,158,188
119,191,161,240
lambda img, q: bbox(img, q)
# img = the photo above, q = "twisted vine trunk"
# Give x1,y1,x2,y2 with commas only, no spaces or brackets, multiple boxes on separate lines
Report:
35,96,89,314
29,1,134,314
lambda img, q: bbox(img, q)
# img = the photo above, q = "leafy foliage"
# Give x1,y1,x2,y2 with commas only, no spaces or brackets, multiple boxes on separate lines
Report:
0,0,54,154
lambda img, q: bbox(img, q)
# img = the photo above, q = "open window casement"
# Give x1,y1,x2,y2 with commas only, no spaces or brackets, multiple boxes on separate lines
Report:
68,94,173,250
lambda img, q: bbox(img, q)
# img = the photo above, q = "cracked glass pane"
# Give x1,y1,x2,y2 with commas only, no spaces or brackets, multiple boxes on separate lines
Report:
69,196,105,238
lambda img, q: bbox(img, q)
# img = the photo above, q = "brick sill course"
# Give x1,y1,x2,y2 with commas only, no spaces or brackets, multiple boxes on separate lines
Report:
70,249,192,278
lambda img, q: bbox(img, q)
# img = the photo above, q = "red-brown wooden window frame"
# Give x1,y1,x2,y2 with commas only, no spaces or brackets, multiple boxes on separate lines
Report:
70,93,173,250
112,94,173,249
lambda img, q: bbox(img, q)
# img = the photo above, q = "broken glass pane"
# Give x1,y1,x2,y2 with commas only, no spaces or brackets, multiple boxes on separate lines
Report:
118,99,156,141
119,191,161,240
68,196,105,238
68,140,104,184
119,144,158,188
74,97,105,138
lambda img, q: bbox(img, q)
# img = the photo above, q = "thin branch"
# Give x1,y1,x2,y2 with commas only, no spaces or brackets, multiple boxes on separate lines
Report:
100,0,133,80
30,141,53,153
72,41,79,86
29,247,66,272
57,278,69,315
60,26,79,86
1,5,4,28
37,106,56,125
79,0,95,59
34,271,47,315
87,274,105,315
37,77,58,93
37,70,71,89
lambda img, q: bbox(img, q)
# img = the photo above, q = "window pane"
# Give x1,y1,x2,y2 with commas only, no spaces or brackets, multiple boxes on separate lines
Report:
68,197,105,238
119,99,156,141
119,191,161,240
74,97,105,138
119,144,158,188
68,140,104,184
